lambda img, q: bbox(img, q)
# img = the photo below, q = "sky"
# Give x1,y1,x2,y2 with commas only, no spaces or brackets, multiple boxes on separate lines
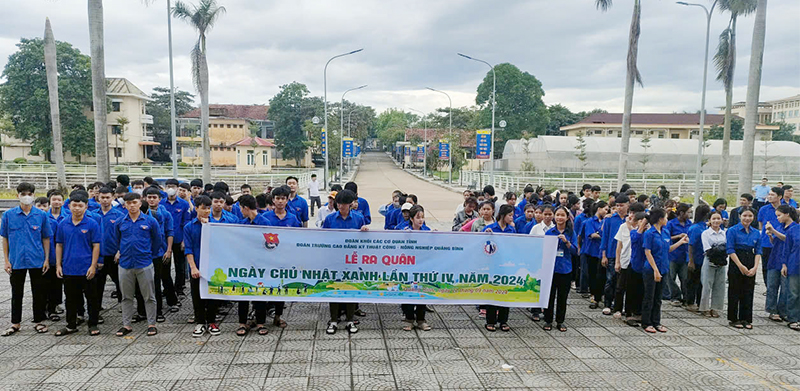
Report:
1,0,798,117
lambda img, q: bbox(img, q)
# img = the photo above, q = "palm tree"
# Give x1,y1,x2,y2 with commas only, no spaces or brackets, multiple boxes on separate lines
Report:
736,0,767,197
596,0,643,190
88,0,110,182
43,18,67,189
715,0,757,197
172,0,226,184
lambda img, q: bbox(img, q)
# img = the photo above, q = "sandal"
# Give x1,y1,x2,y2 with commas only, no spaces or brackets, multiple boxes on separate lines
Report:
769,313,782,322
1,326,19,337
788,322,800,331
644,326,657,334
402,321,413,331
743,322,753,330
626,319,639,327
116,327,133,337
89,326,100,336
542,323,552,331
417,322,431,331
34,324,48,334
701,311,712,317
273,318,287,328
655,325,667,333
484,324,496,332
235,326,249,337
499,323,510,332
147,326,158,336
557,324,567,332
156,315,166,323
710,310,720,318
355,309,367,317
55,327,77,337
729,321,744,329
256,326,268,335
48,314,61,322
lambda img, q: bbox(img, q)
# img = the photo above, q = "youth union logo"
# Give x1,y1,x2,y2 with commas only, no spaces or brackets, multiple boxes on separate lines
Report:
263,233,280,250
484,240,497,256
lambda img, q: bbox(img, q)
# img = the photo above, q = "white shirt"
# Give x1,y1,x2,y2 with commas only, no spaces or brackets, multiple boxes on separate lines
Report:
614,223,632,268
701,227,726,252
315,204,335,227
529,221,555,236
308,180,320,197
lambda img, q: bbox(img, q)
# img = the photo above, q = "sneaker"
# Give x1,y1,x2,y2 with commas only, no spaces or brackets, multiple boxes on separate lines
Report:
602,308,612,315
110,291,119,299
208,323,221,336
346,321,359,334
192,324,206,337
613,311,622,319
97,315,105,324
156,314,166,323
671,300,682,307
326,322,338,335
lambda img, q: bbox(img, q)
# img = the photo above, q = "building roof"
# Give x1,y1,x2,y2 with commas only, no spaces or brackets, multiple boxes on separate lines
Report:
106,78,150,100
182,104,269,121
573,113,733,127
231,137,276,147
767,94,800,104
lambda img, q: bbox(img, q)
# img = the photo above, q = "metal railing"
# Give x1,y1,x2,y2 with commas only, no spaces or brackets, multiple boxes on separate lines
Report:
0,163,310,177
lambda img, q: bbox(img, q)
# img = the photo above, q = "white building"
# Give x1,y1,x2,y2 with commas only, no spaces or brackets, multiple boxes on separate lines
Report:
722,93,800,135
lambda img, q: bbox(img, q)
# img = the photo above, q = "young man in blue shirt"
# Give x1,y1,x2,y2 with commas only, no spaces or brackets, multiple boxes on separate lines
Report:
229,184,250,220
264,186,302,228
134,188,177,324
35,197,62,322
162,178,191,297
47,189,70,222
1,182,51,336
210,192,238,223
600,195,629,315
55,192,101,336
95,187,124,313
758,187,783,287
344,182,371,225
113,192,162,337
752,177,770,210
782,185,797,208
184,195,221,337
728,193,753,228
285,176,309,227
235,195,273,336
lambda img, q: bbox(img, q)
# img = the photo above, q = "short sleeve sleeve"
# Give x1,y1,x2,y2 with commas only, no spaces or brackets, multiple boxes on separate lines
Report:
183,223,194,255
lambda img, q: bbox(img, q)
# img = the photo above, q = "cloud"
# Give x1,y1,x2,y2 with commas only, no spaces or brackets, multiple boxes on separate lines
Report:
1,1,797,115
513,268,532,278
499,262,515,267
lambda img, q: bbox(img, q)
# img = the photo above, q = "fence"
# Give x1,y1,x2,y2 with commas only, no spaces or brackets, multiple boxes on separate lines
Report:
0,163,309,178
460,170,799,196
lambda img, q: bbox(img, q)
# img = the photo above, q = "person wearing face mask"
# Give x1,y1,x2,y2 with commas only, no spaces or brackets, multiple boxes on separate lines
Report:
114,186,128,212
160,179,191,297
1,182,52,336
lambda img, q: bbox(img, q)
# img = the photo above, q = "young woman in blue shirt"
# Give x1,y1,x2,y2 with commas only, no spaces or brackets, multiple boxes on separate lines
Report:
583,201,607,309
543,207,577,332
764,204,797,321
781,214,800,330
401,205,432,332
665,203,692,307
575,198,595,296
726,206,761,329
482,204,516,332
642,208,689,333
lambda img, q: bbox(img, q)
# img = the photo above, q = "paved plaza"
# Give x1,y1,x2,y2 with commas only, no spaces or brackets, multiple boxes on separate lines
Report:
0,153,797,390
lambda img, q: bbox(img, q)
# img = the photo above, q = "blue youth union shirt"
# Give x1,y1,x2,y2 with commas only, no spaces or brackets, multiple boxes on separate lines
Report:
356,197,371,225
98,207,125,258
0,206,51,270
482,222,515,233
56,216,101,276
769,222,797,271
161,197,191,243
147,206,174,258
757,203,780,248
240,213,271,226
287,195,309,223
546,226,578,274
687,222,707,267
322,211,365,230
183,218,204,268
666,218,691,263
643,226,670,275
263,211,302,227
726,223,762,255
600,213,624,259
629,229,646,273
113,213,162,269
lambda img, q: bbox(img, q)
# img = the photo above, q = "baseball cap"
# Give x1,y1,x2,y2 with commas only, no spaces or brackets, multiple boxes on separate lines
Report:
401,203,413,211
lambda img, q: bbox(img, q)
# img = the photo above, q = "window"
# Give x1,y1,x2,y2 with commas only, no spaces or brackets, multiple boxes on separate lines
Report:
617,131,621,138
113,148,122,158
227,124,232,128
111,125,121,135
262,151,268,166
671,133,680,139
236,150,240,164
594,130,602,135
112,102,121,112
239,124,244,129
635,130,643,135
246,150,255,165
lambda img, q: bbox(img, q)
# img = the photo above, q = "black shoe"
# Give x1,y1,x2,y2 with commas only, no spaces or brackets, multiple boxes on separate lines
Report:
156,314,166,323
110,291,119,299
98,315,105,324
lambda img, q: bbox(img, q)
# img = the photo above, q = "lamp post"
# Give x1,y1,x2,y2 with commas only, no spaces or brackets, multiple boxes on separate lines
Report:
340,85,367,181
678,1,716,208
323,48,363,190
458,53,495,187
167,0,177,178
408,108,427,178
426,87,452,183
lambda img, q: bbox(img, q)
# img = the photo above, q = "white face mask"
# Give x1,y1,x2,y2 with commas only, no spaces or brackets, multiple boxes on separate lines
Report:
117,197,124,205
19,195,34,205
165,188,177,197
133,188,143,195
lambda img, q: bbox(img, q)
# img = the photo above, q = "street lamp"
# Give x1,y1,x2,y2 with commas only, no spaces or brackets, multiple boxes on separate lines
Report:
408,108,428,178
458,53,496,187
426,87,452,184
167,0,177,178
340,85,367,181
323,48,363,189
678,1,716,208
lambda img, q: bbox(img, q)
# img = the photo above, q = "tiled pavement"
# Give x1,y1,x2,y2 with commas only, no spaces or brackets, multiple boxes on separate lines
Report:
0,277,798,390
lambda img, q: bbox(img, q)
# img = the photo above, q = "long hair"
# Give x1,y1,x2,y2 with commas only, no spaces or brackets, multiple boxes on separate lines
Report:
777,204,799,223
553,206,574,236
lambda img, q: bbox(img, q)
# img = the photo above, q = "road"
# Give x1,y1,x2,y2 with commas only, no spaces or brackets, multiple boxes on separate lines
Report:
353,152,461,231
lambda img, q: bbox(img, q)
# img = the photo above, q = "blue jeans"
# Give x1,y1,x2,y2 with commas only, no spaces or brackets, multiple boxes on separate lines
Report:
787,275,800,323
667,262,688,302
603,261,617,309
765,269,788,317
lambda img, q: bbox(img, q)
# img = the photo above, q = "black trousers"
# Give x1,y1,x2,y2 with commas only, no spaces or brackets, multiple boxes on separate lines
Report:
238,301,268,325
571,255,580,283
96,256,121,309
329,303,355,322
544,273,571,324
685,265,703,306
173,243,187,293
641,271,663,328
64,275,99,328
401,304,427,321
190,277,217,324
728,250,756,323
585,256,605,302
485,305,509,324
761,247,771,286
625,269,643,316
43,264,62,314
309,196,321,216
613,267,630,314
136,258,177,316
10,268,47,324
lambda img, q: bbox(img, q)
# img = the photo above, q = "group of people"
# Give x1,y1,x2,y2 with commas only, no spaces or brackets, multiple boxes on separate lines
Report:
3,173,800,340
449,180,800,333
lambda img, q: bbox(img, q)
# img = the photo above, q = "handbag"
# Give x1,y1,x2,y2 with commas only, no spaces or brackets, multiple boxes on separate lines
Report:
705,242,728,267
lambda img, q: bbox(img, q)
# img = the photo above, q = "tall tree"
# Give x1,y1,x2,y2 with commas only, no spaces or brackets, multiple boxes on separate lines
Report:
596,0,643,189
376,108,416,148
736,0,768,196
44,18,66,189
269,82,312,166
715,0,758,197
475,63,549,155
147,86,195,159
172,0,226,183
0,38,95,160
88,0,110,181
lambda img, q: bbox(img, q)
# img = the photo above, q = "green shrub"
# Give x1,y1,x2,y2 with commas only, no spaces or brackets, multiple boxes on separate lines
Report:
13,158,27,164
178,162,189,167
